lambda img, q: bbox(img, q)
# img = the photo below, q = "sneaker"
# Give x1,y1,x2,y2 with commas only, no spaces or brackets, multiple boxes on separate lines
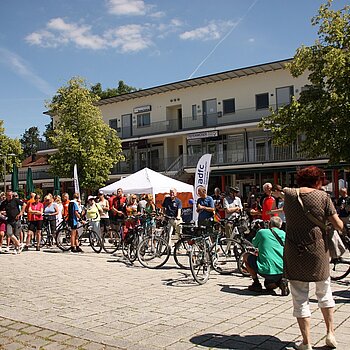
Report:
248,281,263,293
70,247,77,253
76,246,84,253
22,246,29,252
294,342,312,350
0,247,2,253
4,246,10,253
279,278,290,296
36,246,40,251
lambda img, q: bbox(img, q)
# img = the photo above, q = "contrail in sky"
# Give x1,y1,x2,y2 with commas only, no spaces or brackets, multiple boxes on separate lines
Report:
0,47,55,95
188,0,259,79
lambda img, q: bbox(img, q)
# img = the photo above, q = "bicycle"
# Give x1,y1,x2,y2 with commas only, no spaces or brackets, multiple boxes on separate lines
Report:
56,218,102,253
330,227,350,281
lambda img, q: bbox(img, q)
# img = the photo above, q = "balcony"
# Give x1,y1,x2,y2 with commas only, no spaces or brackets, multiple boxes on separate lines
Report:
116,105,275,139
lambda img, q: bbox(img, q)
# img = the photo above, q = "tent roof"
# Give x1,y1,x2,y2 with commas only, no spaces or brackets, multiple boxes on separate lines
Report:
100,168,194,195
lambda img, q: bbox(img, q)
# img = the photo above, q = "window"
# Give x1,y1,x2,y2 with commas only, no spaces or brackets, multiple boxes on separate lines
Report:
276,86,294,108
255,93,269,110
192,104,197,120
109,118,118,130
223,98,235,115
137,113,150,127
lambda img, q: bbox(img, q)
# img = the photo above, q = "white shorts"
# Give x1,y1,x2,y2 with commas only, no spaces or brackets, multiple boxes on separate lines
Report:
290,277,335,318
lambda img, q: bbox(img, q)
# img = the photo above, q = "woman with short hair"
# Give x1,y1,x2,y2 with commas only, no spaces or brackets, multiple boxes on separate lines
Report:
283,166,343,350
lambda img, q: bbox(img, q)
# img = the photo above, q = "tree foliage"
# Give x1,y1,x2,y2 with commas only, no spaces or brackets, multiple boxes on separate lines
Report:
47,77,124,191
43,119,54,143
260,0,350,164
20,126,41,159
0,120,23,178
90,80,138,99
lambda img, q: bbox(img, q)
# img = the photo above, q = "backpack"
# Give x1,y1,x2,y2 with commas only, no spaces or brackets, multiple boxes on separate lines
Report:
67,201,76,226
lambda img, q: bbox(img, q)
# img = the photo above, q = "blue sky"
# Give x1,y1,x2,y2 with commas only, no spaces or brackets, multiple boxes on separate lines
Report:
0,0,347,139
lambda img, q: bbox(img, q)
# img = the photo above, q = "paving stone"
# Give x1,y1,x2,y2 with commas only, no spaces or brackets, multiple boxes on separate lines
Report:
1,342,25,350
21,326,42,334
34,329,57,339
48,334,72,343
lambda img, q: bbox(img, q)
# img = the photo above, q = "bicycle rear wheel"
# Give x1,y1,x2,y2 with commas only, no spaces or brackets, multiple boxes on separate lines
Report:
56,228,71,251
88,230,102,253
211,238,243,275
330,257,350,281
174,237,192,269
102,229,121,254
138,236,170,269
189,241,211,285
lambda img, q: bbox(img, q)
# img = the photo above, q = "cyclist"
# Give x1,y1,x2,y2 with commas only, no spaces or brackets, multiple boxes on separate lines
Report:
162,188,182,245
223,186,243,239
24,194,44,251
111,188,127,234
68,193,83,253
43,193,59,246
97,191,110,235
85,196,103,234
0,190,26,254
196,186,215,228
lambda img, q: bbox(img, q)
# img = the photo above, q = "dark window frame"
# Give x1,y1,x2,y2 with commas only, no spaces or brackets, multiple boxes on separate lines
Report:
223,98,236,115
137,112,151,127
255,93,269,110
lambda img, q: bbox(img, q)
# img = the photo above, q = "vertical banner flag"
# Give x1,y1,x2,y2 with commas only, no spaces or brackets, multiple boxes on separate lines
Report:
193,154,212,222
73,164,80,196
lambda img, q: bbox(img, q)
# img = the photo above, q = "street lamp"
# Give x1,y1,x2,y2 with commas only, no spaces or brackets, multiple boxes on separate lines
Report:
1,153,15,192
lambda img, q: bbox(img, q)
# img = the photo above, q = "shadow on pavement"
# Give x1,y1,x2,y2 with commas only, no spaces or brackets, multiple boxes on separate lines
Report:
190,332,293,349
218,284,277,296
162,271,198,287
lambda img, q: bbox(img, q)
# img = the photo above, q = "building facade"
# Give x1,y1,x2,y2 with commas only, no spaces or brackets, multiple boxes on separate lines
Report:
15,58,345,199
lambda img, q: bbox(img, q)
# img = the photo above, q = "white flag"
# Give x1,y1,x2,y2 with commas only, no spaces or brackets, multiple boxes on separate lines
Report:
73,164,80,196
193,154,212,222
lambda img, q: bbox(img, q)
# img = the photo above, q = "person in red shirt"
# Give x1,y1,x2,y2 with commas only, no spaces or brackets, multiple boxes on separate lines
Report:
23,194,44,251
261,182,277,222
61,192,70,221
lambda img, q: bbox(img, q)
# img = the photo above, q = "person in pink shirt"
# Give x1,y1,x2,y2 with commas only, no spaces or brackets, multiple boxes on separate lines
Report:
23,194,44,251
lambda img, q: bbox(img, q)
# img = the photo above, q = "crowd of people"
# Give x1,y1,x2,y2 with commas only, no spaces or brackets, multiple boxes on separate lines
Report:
0,165,348,349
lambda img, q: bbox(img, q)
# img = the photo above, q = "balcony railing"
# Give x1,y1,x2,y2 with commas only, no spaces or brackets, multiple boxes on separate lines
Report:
117,105,275,139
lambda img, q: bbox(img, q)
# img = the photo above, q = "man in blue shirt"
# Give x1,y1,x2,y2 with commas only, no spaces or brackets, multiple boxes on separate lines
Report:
197,186,215,227
68,192,82,253
162,188,182,244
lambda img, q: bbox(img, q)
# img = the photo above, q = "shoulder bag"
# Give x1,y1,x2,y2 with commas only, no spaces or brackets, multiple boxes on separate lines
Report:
296,189,346,259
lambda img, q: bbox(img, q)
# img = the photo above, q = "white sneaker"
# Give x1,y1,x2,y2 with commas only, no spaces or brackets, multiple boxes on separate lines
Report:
0,247,2,253
295,342,312,350
4,246,10,253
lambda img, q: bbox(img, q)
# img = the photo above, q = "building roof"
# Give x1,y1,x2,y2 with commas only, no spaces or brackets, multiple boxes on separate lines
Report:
22,154,49,167
95,58,292,106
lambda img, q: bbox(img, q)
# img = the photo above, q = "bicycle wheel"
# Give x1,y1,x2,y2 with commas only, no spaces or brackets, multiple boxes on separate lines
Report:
56,228,71,251
211,238,243,275
174,237,192,269
138,236,170,269
122,236,138,262
189,241,211,285
88,230,102,253
102,229,121,254
330,257,350,281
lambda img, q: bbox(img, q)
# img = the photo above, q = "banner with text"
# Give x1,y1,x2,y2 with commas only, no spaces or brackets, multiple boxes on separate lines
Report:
193,154,212,222
73,164,80,196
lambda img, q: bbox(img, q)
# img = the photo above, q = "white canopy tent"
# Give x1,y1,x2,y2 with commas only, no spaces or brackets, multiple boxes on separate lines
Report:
99,168,194,196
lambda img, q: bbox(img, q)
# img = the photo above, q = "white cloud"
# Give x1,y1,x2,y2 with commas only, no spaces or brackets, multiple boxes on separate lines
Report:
106,0,146,16
0,47,55,95
26,18,106,50
248,38,255,43
25,18,153,53
179,20,236,41
105,24,153,52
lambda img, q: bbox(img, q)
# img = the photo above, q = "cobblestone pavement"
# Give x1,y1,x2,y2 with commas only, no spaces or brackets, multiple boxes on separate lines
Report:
0,245,349,350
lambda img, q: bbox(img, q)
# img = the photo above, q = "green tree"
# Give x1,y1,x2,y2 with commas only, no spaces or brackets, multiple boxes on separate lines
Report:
260,0,350,164
90,80,138,99
0,120,23,178
20,126,41,158
43,119,54,143
47,77,124,191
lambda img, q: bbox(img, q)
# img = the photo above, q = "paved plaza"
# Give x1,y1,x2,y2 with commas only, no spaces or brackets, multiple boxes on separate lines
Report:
0,246,349,350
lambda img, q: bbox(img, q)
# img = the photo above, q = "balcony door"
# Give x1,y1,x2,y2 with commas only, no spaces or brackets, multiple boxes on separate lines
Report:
121,114,132,138
202,99,217,127
254,138,271,162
